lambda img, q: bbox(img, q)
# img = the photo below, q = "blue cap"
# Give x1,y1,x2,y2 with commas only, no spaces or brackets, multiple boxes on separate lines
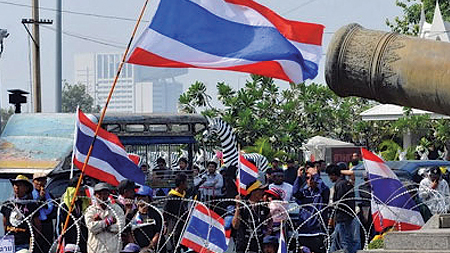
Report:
263,235,278,244
136,185,153,197
121,243,140,253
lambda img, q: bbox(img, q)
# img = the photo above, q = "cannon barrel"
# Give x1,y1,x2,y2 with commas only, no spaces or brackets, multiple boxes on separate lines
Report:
325,23,450,116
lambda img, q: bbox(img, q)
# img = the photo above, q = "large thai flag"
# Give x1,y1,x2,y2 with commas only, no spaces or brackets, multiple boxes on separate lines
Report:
73,109,146,186
362,148,424,231
181,203,230,253
127,0,324,83
237,155,259,195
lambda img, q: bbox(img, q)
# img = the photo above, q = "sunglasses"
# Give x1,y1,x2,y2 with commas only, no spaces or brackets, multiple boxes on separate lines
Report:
305,176,312,180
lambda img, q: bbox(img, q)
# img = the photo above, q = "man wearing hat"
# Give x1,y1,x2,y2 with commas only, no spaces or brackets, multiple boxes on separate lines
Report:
232,180,272,253
130,186,165,252
419,166,450,214
85,182,125,253
0,175,40,251
32,172,55,253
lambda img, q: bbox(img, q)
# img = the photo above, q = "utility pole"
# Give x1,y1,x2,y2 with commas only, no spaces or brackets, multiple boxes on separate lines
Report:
55,0,62,112
22,1,52,113
32,0,41,112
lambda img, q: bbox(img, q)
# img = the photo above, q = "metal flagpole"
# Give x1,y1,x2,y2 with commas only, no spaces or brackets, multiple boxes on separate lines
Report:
57,0,150,251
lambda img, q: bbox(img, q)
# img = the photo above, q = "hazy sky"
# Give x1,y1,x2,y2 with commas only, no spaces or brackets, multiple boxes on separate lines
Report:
0,0,403,112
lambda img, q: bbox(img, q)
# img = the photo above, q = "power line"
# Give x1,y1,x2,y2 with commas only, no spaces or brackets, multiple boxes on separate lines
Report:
40,25,126,49
282,0,321,15
0,0,151,23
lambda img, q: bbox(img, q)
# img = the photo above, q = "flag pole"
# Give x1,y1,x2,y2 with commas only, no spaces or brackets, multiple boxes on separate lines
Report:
57,0,150,251
238,144,241,198
69,107,79,179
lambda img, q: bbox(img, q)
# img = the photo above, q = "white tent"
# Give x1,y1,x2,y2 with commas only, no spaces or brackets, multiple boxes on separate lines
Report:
303,136,355,161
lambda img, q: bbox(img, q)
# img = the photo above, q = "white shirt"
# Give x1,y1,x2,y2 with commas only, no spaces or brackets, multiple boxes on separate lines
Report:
199,172,223,197
419,177,450,214
269,182,293,201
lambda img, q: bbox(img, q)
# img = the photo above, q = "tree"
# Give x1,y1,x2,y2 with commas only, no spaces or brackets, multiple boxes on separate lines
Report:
386,0,450,35
0,106,14,133
179,75,372,158
62,82,99,113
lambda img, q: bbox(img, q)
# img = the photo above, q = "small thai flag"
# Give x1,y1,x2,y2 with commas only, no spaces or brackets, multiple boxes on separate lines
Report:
181,203,230,253
237,155,259,195
73,109,146,186
278,222,287,253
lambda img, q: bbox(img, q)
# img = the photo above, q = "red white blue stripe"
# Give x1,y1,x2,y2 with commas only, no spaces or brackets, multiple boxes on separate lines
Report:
277,222,287,253
181,203,230,253
237,155,259,195
362,148,424,231
73,109,146,186
127,0,324,83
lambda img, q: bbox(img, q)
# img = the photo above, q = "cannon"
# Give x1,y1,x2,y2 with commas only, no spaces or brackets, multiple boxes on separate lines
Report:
325,23,450,116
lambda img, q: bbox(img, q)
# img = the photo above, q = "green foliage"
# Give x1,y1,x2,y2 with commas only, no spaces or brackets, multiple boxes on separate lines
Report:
379,140,402,161
368,238,384,249
386,0,450,35
0,107,14,133
62,82,99,113
243,137,286,161
179,75,372,156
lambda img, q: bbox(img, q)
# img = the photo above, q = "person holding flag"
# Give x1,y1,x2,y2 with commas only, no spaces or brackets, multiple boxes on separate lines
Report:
232,180,272,253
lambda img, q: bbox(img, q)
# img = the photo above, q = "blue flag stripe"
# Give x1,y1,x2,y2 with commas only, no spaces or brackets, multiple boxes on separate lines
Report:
150,0,304,64
186,216,228,251
369,174,418,211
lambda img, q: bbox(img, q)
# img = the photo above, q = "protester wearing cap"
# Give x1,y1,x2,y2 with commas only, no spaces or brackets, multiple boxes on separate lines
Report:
264,188,288,237
293,164,330,253
0,175,40,251
31,172,55,253
419,166,450,214
130,185,166,252
268,168,293,202
232,180,272,253
85,182,125,253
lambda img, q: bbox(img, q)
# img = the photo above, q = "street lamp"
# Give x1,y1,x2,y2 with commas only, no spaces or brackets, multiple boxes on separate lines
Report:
0,29,9,58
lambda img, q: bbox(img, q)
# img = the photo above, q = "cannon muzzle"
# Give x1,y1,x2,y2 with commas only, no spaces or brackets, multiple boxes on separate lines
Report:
326,23,450,116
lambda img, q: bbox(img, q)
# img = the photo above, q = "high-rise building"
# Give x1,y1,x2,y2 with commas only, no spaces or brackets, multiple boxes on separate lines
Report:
74,53,187,113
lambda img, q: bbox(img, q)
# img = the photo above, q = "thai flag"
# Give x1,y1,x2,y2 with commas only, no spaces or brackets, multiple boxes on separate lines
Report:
180,203,230,253
73,109,146,186
127,0,324,83
237,155,259,195
277,222,287,253
362,148,424,231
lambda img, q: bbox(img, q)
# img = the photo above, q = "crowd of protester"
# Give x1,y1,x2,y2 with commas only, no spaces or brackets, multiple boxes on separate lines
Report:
2,152,449,253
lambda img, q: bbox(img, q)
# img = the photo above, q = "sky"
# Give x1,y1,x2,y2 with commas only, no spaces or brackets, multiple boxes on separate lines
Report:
0,0,404,112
